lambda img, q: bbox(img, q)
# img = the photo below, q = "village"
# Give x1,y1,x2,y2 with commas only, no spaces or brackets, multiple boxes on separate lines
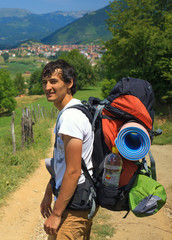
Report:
0,43,105,66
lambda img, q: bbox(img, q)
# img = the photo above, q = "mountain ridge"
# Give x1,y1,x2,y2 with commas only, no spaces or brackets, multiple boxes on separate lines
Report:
0,8,89,18
0,8,90,47
0,6,112,48
42,5,112,45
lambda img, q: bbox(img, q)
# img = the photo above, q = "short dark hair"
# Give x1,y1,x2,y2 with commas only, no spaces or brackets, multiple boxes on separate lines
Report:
42,59,77,95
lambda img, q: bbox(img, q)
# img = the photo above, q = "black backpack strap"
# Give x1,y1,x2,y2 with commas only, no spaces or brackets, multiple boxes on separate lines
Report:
81,158,97,219
69,103,105,131
91,104,105,131
89,99,109,131
81,159,95,187
149,151,157,180
142,154,157,181
68,104,93,124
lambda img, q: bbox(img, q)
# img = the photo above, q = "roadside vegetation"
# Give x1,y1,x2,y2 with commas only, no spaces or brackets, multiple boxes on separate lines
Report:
0,95,55,207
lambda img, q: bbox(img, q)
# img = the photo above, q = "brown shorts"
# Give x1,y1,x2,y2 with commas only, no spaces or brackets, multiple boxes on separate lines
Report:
47,208,99,240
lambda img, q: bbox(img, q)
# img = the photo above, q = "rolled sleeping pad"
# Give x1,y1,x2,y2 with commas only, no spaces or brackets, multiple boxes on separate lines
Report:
115,122,151,161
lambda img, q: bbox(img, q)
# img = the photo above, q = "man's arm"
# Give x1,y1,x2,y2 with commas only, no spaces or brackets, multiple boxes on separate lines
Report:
40,180,53,219
43,135,82,235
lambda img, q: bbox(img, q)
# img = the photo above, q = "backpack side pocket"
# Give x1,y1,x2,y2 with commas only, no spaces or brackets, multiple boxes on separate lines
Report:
98,182,119,210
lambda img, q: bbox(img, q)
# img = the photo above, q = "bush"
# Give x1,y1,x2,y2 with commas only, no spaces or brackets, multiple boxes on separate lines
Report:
0,69,16,114
101,78,117,98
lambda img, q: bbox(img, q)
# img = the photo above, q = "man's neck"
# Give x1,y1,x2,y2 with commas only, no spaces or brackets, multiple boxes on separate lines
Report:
54,95,73,111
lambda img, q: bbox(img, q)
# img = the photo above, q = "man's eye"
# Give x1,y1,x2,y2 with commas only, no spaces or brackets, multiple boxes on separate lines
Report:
51,80,58,84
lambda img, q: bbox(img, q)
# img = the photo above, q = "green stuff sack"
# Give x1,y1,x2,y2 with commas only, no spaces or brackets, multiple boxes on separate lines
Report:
129,174,166,217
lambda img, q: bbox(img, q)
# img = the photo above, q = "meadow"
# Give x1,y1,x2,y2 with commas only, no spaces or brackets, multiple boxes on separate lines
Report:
0,95,55,206
0,55,45,78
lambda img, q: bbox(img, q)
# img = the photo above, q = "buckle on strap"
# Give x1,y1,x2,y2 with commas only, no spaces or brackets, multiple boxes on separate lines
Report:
88,186,97,219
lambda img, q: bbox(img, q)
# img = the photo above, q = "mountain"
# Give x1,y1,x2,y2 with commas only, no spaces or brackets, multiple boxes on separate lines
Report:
0,8,89,48
42,5,112,45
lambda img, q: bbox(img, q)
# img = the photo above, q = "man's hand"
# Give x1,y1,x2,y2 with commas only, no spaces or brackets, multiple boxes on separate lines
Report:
44,213,61,235
40,194,52,219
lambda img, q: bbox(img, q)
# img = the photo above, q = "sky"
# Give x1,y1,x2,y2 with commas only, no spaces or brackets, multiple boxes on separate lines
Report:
0,0,111,14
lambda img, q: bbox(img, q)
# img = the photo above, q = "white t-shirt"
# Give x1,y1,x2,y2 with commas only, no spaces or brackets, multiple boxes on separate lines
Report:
54,98,94,191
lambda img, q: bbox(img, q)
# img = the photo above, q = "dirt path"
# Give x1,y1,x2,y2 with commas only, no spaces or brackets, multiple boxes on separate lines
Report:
108,144,172,240
0,128,171,240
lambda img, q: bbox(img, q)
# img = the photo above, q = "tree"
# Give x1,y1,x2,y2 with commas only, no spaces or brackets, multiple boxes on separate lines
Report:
101,78,117,98
58,49,98,90
28,68,44,95
14,73,25,95
0,69,16,114
102,0,172,103
2,52,9,63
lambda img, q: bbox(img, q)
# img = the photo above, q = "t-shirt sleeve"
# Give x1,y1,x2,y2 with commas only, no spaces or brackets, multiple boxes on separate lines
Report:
58,109,87,140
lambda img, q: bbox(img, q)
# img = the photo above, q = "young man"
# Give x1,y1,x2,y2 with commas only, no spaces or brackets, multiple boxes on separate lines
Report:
40,59,97,239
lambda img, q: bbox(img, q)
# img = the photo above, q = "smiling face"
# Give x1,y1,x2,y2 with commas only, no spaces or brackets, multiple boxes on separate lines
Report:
42,68,73,110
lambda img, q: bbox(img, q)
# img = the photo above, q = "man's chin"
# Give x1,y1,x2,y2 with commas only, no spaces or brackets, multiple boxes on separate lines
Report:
46,96,54,102
46,97,55,102
48,100,55,103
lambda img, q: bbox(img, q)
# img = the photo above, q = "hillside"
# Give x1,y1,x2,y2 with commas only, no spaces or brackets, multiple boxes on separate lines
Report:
0,8,89,48
42,5,112,45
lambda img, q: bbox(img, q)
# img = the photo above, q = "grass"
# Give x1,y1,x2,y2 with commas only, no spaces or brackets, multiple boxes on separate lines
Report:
0,56,46,78
0,118,55,205
0,118,54,201
152,116,172,145
74,85,103,101
0,94,56,207
6,62,39,77
91,208,115,239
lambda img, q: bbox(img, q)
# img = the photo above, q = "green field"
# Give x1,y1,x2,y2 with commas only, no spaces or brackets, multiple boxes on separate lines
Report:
0,56,45,78
0,99,55,206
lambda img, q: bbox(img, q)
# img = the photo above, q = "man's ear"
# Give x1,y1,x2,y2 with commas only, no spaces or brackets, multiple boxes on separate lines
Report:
68,78,73,89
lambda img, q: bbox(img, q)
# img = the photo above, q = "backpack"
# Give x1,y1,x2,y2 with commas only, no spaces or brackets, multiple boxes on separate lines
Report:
71,77,166,218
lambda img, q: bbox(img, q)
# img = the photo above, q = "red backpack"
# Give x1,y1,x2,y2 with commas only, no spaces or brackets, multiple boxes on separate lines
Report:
69,77,161,215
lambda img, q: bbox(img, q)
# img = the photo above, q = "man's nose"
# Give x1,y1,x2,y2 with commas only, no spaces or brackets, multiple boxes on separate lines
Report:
45,81,52,90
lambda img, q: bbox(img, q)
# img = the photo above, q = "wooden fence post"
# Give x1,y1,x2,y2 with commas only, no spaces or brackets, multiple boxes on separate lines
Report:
21,109,25,149
40,107,44,119
11,111,16,154
31,105,36,123
21,108,35,149
28,108,34,143
28,109,32,140
38,104,40,120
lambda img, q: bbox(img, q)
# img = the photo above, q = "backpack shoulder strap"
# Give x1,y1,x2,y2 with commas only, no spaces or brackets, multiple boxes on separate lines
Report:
91,104,104,131
68,104,93,124
69,102,106,131
67,104,96,182
149,151,157,180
